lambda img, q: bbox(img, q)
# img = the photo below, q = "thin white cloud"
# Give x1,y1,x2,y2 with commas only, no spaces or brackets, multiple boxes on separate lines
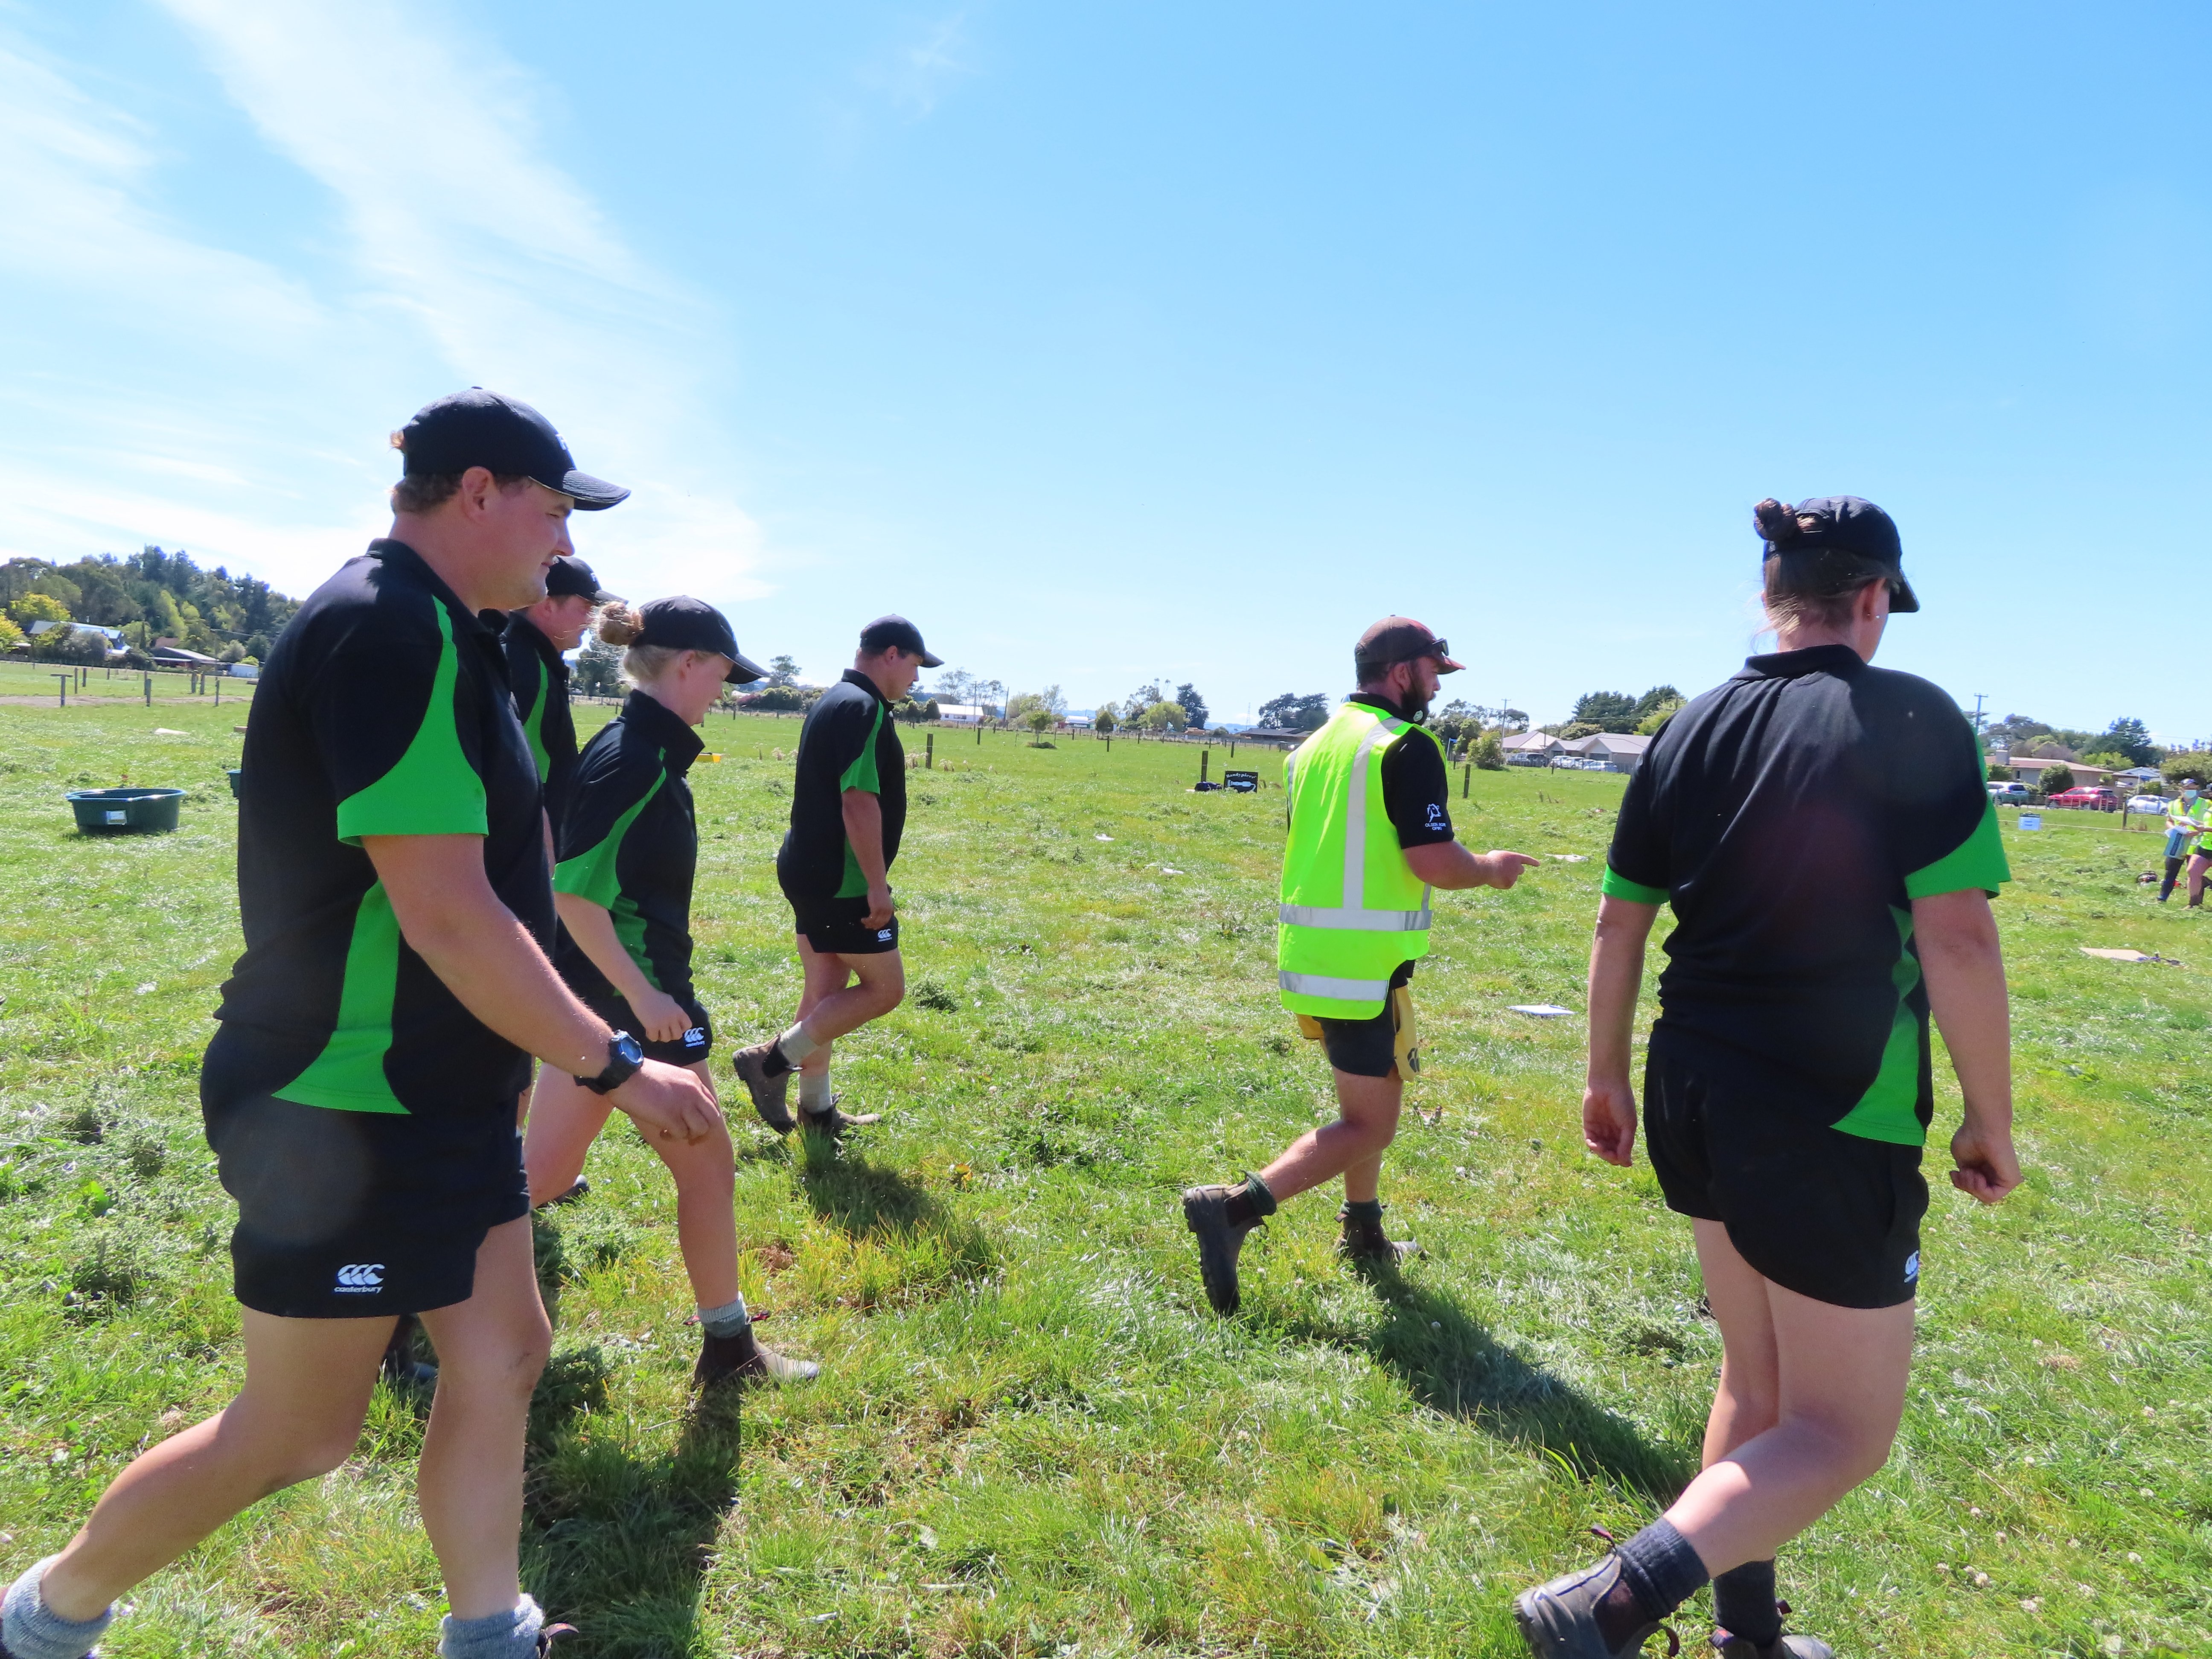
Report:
864,10,979,119
0,5,765,607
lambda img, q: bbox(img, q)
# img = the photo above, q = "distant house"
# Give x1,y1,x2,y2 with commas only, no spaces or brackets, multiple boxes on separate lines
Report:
1503,731,1567,762
935,703,987,725
151,640,222,667
1563,732,1652,774
1234,727,1312,746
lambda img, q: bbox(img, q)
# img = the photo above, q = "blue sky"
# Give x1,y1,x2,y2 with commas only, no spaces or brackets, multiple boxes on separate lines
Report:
3,2,2206,735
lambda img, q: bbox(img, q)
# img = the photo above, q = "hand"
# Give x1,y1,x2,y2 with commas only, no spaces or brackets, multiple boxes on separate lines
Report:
862,882,896,929
1948,1118,2022,1204
1582,1075,1638,1166
627,986,692,1044
610,1059,722,1145
1483,850,1541,889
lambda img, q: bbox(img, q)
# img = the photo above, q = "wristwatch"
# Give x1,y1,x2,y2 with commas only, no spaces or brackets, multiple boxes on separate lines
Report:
576,1030,645,1095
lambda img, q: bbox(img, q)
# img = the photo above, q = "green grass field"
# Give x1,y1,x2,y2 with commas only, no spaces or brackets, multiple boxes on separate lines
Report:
1,692,2208,1658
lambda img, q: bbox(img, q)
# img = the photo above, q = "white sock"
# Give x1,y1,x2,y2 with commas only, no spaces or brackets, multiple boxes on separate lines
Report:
697,1294,750,1338
798,1068,832,1114
774,1022,822,1066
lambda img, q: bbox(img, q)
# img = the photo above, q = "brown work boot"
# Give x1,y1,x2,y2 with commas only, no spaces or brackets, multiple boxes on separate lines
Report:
1337,1203,1415,1265
1181,1185,1262,1315
694,1323,821,1389
798,1098,882,1139
1512,1552,1671,1658
730,1041,796,1134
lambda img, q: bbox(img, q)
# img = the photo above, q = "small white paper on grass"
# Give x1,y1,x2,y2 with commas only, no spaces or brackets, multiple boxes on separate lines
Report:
2081,948,2180,965
1549,854,1588,862
1094,833,1114,841
1508,1003,1575,1017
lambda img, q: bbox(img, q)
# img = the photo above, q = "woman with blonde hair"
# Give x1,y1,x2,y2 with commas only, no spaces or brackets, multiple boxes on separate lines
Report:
524,597,819,1388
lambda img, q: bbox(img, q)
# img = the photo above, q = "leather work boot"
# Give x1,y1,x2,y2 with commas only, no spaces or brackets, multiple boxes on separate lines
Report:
1512,1552,1672,1658
1338,1204,1415,1265
694,1324,821,1389
798,1100,882,1139
1708,1631,1833,1659
1181,1185,1262,1315
730,1041,796,1134
538,1622,579,1654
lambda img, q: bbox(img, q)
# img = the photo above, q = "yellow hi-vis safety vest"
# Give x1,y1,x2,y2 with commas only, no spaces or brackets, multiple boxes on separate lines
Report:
1277,702,1442,1019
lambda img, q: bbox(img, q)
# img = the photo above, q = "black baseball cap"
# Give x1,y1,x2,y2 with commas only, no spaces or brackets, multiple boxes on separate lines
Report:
544,556,619,603
1756,495,1918,613
635,597,767,684
859,614,943,667
394,389,629,510
1355,616,1464,681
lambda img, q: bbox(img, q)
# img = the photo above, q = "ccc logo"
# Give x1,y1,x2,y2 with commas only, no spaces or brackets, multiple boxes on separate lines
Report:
334,1263,386,1291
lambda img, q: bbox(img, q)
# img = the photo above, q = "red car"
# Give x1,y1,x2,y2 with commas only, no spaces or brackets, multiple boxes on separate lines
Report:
2048,786,2119,811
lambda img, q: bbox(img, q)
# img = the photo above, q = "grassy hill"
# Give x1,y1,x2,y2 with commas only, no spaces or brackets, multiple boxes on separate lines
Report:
0,693,2206,1657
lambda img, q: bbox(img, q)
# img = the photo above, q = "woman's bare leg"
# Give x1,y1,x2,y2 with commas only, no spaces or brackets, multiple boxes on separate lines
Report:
639,1059,739,1308
415,1218,553,1621
36,1313,390,1622
522,1066,615,1206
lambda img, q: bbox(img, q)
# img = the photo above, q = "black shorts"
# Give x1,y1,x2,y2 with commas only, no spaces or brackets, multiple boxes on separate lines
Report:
788,892,900,956
203,1092,529,1319
582,989,713,1065
1314,961,1415,1079
1642,1045,1928,1309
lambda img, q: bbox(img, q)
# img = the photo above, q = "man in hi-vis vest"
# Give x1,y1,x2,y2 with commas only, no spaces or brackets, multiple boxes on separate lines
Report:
1182,617,1537,1315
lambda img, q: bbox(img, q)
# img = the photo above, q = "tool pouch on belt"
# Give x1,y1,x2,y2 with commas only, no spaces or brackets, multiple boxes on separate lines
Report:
1291,988,1420,1078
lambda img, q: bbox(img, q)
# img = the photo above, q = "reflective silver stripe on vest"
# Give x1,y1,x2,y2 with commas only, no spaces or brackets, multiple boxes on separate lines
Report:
1278,903,1433,931
1340,716,1402,909
1279,969,1392,1001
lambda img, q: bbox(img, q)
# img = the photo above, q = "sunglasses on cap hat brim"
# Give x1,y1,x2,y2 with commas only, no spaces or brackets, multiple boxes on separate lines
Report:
1373,640,1466,673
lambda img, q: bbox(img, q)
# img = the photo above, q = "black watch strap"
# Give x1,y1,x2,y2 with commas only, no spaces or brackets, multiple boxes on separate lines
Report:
576,1030,644,1095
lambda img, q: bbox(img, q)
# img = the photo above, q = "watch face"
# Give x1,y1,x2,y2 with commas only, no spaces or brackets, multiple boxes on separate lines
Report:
613,1032,644,1068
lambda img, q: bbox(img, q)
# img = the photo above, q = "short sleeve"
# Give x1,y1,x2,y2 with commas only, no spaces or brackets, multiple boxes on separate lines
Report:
315,592,489,844
1603,751,1670,902
1381,729,1454,847
835,698,885,795
1886,682,2011,898
554,752,664,909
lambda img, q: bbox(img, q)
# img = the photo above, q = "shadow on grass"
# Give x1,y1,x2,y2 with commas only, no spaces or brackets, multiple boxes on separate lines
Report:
1278,1259,1694,1504
523,1346,746,1658
799,1141,944,1237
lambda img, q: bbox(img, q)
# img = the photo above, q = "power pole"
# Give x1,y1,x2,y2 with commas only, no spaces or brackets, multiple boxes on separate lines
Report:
1970,693,1988,731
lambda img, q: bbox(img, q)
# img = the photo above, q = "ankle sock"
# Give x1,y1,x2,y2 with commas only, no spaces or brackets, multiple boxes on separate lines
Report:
697,1295,751,1340
1341,1198,1383,1227
3,1558,115,1659
774,1023,821,1068
797,1068,832,1115
1614,1516,1708,1623
1712,1559,1781,1646
437,1594,544,1659
1222,1172,1278,1229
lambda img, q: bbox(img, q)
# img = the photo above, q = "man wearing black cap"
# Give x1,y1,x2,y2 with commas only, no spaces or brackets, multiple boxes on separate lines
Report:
1180,618,1537,1316
0,391,720,1659
505,553,618,832
730,615,943,1137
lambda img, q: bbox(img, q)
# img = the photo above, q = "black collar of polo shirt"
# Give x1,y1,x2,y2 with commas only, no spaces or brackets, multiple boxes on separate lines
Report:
504,611,567,672
366,539,503,639
620,688,706,772
1348,689,1412,722
841,667,891,706
1742,643,1865,680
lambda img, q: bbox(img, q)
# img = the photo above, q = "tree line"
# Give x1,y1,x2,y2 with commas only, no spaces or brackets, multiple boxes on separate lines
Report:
1,548,299,666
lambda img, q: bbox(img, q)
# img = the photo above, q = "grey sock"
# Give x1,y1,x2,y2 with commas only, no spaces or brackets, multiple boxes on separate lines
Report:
1712,1559,1781,1646
437,1594,544,1659
1615,1516,1708,1621
697,1295,751,1339
2,1558,114,1659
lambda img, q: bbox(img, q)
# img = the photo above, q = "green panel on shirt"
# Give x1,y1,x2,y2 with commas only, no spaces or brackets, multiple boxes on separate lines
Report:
839,701,885,793
335,602,490,844
1903,798,2011,899
523,655,552,783
611,894,662,990
271,881,410,1114
1828,906,1927,1146
1601,866,1668,905
554,767,667,910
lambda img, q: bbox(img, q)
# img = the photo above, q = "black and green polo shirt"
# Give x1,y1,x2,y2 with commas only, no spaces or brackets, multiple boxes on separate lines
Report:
503,611,579,827
776,669,906,905
1602,643,2010,1146
551,690,704,1002
206,539,553,1118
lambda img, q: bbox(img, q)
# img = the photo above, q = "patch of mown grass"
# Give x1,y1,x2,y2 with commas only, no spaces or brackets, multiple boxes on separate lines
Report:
2,698,2209,1655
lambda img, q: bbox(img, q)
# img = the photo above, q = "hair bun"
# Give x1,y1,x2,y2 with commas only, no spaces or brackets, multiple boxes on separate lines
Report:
594,600,646,646
1752,498,1803,546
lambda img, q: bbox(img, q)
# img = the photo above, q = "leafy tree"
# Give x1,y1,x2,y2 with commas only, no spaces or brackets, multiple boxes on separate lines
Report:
1092,706,1117,734
34,624,108,665
2096,717,2157,766
1558,722,1602,740
929,668,980,707
1636,698,1685,736
766,655,800,687
2038,764,2075,798
1173,682,1209,730
218,640,247,665
1025,706,1056,741
1141,699,1187,732
1006,684,1067,727
2159,754,2208,789
1471,732,1507,770
573,635,623,696
747,685,809,712
9,592,70,628
2079,751,2130,773
0,615,23,651
1429,699,1481,747
1570,690,1639,733
1258,691,1330,731
1632,684,1682,721
245,633,272,661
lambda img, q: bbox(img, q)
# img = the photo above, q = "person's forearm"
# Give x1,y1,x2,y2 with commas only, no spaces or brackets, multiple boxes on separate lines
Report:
1914,893,2012,1125
841,789,889,887
1586,896,1657,1088
554,892,658,1007
1406,840,1493,891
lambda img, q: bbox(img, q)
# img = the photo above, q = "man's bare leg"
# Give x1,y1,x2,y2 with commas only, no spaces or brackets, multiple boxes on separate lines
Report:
1256,1070,1402,1204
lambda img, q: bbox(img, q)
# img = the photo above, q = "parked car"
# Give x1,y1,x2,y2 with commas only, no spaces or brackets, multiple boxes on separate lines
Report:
1987,781,2030,803
2049,786,2120,812
2125,795,2169,815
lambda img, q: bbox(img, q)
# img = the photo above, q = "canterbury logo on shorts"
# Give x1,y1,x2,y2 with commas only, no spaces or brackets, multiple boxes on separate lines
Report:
334,1263,386,1292
682,1027,707,1050
877,928,893,940
1903,1251,1920,1285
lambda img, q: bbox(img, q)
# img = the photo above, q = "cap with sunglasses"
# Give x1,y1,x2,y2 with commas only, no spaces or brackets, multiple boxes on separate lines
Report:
1756,495,1918,613
1354,616,1464,683
633,597,767,685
